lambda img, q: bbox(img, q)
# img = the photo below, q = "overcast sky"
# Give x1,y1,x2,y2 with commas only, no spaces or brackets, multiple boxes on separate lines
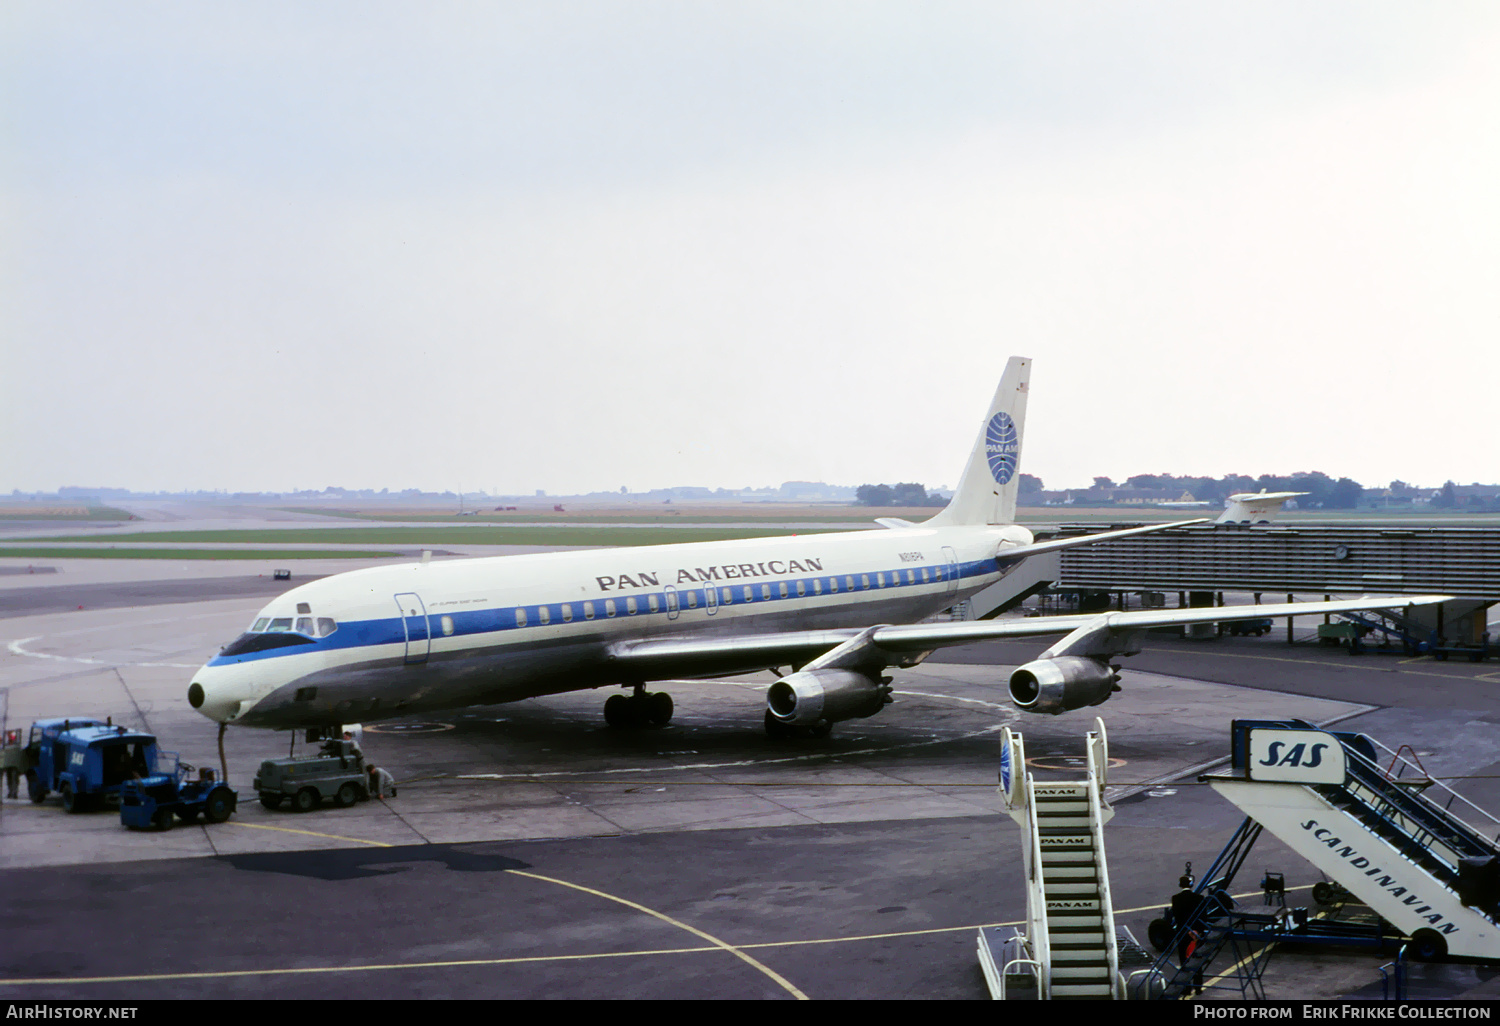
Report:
4,2,1497,496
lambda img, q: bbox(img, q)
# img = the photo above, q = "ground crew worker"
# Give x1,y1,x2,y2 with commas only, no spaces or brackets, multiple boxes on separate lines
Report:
1,730,23,799
368,764,396,799
343,730,364,762
1172,875,1206,996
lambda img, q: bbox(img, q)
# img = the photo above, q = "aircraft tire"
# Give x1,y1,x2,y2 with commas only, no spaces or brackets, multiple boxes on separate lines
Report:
646,691,673,728
1147,918,1173,952
604,694,632,728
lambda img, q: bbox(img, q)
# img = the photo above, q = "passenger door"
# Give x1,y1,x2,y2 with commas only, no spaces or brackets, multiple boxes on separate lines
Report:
394,592,430,665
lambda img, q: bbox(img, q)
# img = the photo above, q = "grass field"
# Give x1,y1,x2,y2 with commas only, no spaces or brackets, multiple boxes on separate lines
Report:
0,506,136,521
280,505,878,524
22,525,851,547
0,548,402,560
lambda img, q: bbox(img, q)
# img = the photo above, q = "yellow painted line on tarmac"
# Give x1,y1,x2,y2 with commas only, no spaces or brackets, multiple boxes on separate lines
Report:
225,821,394,847
504,869,808,1000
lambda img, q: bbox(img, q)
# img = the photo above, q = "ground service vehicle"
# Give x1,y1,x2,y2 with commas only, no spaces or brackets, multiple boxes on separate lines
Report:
254,746,368,812
119,759,237,830
24,718,158,812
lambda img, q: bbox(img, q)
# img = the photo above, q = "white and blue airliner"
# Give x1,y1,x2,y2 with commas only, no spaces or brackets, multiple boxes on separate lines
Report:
187,358,1443,738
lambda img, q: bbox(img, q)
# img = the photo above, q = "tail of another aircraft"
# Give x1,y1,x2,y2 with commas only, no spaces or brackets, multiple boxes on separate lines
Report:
925,356,1031,527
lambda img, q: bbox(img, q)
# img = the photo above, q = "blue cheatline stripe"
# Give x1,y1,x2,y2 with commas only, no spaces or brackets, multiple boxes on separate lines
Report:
207,557,1001,667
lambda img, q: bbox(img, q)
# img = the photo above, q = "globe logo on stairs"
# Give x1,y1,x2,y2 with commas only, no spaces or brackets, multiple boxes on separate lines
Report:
985,411,1019,484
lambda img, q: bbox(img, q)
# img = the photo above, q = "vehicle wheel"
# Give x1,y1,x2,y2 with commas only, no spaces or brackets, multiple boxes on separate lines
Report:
764,710,794,740
259,793,284,810
203,787,234,823
292,787,319,813
153,807,174,831
26,771,45,803
1147,917,1173,952
604,694,631,728
1312,881,1335,905
646,691,674,728
1410,929,1448,961
60,783,79,813
335,782,358,808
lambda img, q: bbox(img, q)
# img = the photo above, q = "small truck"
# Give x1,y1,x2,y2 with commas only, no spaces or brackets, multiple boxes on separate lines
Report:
23,718,154,812
254,741,369,812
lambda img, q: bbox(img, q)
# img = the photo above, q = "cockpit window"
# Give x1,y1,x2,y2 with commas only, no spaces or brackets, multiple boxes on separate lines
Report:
246,615,336,639
317,618,337,637
266,618,294,633
252,618,270,632
220,632,317,657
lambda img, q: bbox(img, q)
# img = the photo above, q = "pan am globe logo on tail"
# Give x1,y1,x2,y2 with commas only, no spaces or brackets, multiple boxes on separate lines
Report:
985,411,1019,484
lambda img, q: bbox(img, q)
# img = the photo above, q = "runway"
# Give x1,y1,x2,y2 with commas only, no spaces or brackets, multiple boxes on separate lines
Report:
3,560,1500,1000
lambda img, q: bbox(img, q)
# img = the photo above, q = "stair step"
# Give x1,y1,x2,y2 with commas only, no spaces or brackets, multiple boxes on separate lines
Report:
1040,850,1098,863
1051,983,1115,998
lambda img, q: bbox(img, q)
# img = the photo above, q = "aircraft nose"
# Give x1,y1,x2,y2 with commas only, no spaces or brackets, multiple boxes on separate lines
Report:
187,673,244,724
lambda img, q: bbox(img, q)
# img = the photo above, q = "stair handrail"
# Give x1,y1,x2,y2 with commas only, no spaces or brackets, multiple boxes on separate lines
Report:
1085,722,1121,999
1022,770,1054,999
1345,735,1500,850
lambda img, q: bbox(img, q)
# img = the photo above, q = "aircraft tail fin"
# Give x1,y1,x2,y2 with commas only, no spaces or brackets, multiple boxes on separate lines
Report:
926,356,1030,527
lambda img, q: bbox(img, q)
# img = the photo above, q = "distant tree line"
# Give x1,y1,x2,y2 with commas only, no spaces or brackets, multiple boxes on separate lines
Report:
854,483,946,507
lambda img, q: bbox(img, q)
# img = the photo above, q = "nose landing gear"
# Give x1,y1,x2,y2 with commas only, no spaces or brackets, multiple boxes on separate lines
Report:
604,687,674,729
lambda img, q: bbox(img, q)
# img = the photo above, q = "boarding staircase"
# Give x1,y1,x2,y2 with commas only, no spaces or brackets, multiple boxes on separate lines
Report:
980,718,1123,999
1206,719,1500,962
1334,609,1435,654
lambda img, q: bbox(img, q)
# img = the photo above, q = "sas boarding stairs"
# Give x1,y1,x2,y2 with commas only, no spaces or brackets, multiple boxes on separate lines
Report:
979,717,1125,999
1205,719,1500,963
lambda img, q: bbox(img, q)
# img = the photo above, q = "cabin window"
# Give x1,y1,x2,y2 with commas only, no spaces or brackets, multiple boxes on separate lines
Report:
722,588,733,604
297,602,312,614
647,594,659,613
907,570,915,584
562,603,573,623
538,606,551,625
813,579,822,595
779,582,789,598
584,601,595,620
440,615,454,636
626,597,638,615
828,578,838,594
743,586,754,602
797,581,806,597
605,599,616,617
877,573,885,588
861,575,869,590
845,576,855,591
685,590,698,609
921,568,929,583
515,608,528,628
761,584,771,601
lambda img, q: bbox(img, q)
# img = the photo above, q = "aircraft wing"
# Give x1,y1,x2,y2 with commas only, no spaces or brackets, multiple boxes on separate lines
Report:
1000,518,1209,558
610,594,1451,677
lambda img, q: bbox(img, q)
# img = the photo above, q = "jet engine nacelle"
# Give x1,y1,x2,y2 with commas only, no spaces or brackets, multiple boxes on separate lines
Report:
1008,656,1120,715
766,669,891,727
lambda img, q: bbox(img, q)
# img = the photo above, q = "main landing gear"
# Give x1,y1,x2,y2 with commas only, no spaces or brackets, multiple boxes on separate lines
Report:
604,687,674,729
